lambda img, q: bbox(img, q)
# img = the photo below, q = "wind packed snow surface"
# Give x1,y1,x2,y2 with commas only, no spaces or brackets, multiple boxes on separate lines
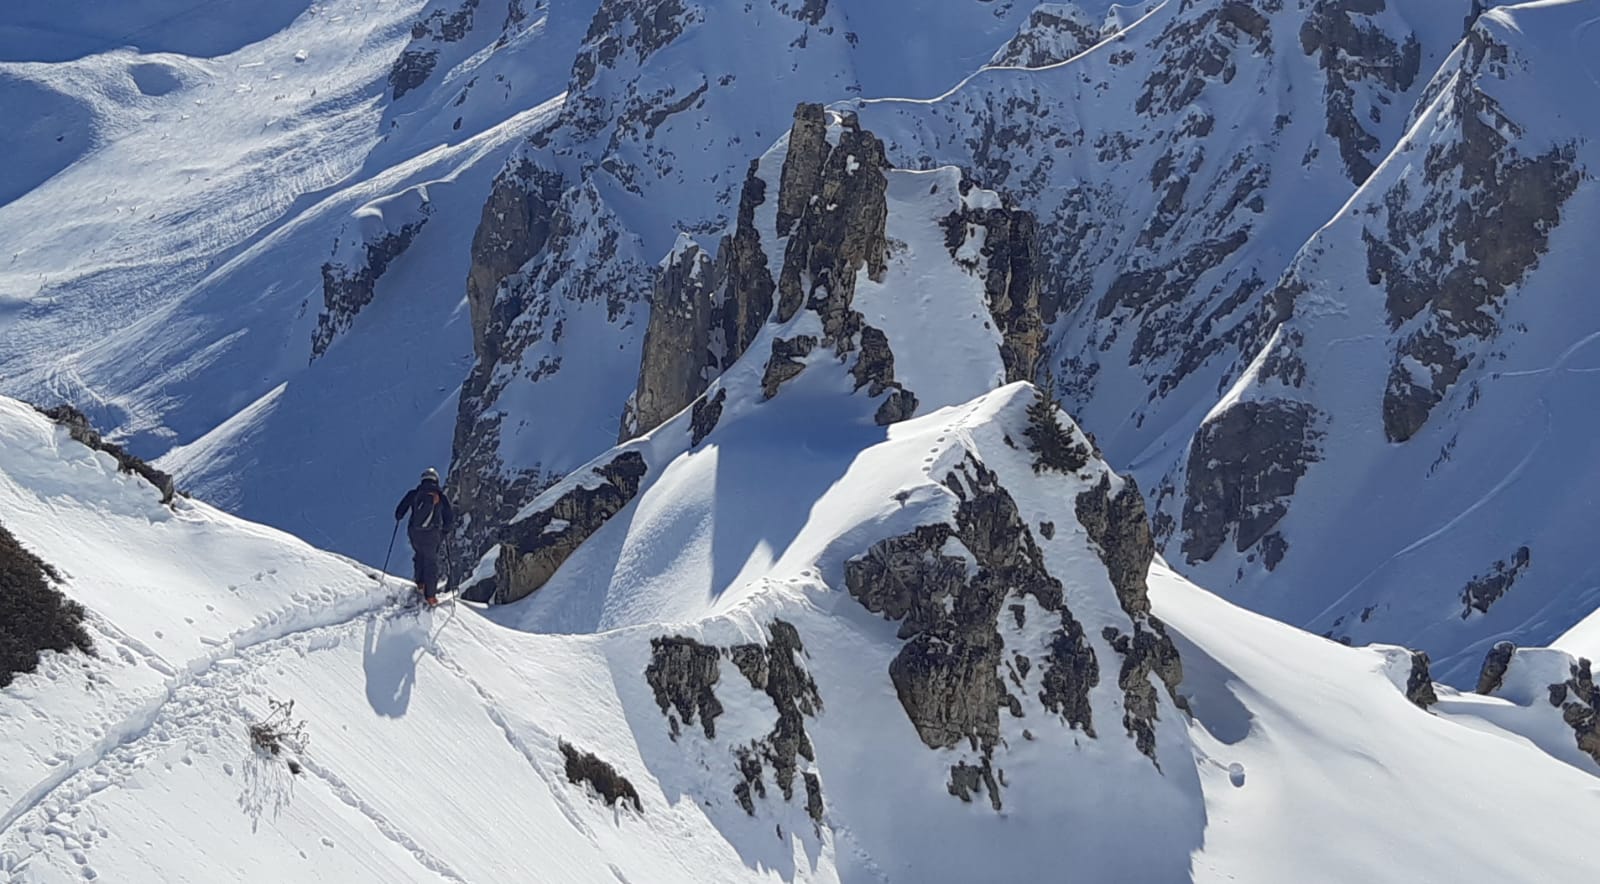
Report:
8,377,1600,882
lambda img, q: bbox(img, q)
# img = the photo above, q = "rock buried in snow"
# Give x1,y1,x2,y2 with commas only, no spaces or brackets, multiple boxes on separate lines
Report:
560,741,643,813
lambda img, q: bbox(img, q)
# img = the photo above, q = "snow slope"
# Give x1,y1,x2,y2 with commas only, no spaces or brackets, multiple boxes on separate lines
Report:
9,375,1600,881
0,0,588,564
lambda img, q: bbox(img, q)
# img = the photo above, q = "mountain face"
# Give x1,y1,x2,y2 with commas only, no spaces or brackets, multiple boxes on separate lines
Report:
8,344,1600,880
444,0,1043,574
1152,2,1599,681
9,0,1600,876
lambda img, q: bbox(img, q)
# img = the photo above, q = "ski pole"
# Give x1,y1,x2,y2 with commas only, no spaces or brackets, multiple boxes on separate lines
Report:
378,518,399,592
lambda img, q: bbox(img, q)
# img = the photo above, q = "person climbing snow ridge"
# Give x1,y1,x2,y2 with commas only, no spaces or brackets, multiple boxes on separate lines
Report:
394,467,454,607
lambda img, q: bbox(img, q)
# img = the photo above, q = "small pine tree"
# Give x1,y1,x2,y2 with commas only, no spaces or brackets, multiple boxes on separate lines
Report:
0,521,93,688
1023,376,1089,474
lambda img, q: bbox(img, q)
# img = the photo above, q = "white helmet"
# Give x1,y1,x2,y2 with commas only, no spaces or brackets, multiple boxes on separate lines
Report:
420,467,440,483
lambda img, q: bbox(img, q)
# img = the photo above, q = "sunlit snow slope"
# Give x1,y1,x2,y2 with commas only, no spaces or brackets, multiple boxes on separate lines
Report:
7,380,1600,882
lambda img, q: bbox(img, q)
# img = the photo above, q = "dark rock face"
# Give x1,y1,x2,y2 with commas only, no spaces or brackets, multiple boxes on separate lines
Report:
947,758,1001,811
449,178,650,581
1404,650,1438,709
1460,546,1531,618
940,185,1045,383
729,620,824,822
1299,0,1422,183
646,622,824,821
645,635,724,740
1180,399,1323,565
1547,658,1600,767
389,49,439,101
760,107,924,424
486,451,648,604
560,740,643,812
34,405,176,504
465,161,565,360
389,0,482,100
1,519,93,689
689,388,726,448
760,335,818,400
1077,472,1184,758
773,109,888,328
313,210,431,360
776,104,830,237
1475,640,1516,695
990,4,1102,68
1102,624,1185,759
629,243,717,439
1370,28,1580,442
712,160,778,371
1076,474,1155,619
567,0,700,145
846,456,1119,809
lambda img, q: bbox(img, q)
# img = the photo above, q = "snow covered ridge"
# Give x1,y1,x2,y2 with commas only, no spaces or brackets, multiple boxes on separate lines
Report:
15,393,1600,880
474,380,1202,826
444,0,1045,581
450,99,1044,576
1152,0,1600,682
462,102,1044,595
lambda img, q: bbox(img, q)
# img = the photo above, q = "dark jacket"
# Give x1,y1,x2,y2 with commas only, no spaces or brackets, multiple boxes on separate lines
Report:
395,480,454,534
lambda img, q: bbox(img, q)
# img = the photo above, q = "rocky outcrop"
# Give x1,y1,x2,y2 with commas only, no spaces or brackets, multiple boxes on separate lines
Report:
1404,650,1438,709
940,183,1044,383
989,4,1102,68
449,178,651,581
1371,27,1580,442
625,156,780,441
389,0,482,100
1,519,93,689
645,622,824,821
1076,470,1185,757
628,241,717,439
847,456,1105,810
712,160,778,372
1180,400,1322,566
312,191,431,360
560,740,643,812
729,621,824,823
645,635,724,740
1076,474,1155,619
34,405,177,504
1299,0,1422,184
1475,640,1516,695
1546,658,1600,767
484,451,648,604
465,161,565,360
760,106,917,424
1460,546,1531,618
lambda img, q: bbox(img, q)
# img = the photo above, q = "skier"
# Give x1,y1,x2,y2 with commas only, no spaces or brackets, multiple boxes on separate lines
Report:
394,468,454,606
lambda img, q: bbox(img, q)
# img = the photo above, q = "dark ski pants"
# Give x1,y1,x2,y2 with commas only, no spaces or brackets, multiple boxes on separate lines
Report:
409,529,443,597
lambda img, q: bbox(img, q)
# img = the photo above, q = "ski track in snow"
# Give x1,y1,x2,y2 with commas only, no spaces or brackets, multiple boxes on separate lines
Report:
295,753,468,883
426,641,597,841
0,591,399,842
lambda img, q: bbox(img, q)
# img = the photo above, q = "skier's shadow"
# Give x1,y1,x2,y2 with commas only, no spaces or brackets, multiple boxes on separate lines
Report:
363,612,427,717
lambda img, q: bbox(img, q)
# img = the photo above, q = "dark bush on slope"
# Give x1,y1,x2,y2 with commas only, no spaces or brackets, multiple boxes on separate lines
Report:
0,520,93,688
34,404,178,504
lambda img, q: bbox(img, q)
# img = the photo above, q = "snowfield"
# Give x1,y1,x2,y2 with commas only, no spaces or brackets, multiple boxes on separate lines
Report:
7,386,1600,882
